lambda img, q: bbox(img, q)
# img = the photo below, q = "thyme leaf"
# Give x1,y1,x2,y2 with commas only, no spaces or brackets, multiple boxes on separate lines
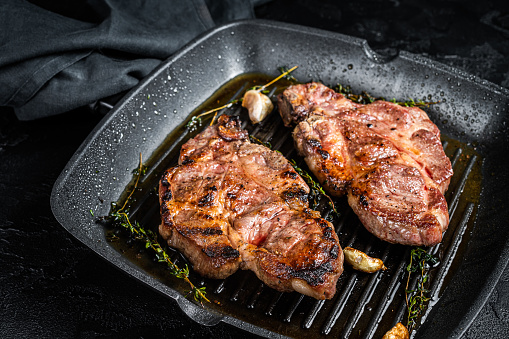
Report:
258,65,298,91
248,135,272,149
278,66,298,81
405,247,439,332
186,116,202,132
289,159,339,218
185,100,240,129
334,83,439,107
106,153,209,305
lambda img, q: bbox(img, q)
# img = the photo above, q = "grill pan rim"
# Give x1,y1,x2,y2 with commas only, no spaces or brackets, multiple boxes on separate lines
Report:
50,19,509,338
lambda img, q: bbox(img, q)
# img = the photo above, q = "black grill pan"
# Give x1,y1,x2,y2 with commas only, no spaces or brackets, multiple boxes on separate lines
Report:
50,19,509,338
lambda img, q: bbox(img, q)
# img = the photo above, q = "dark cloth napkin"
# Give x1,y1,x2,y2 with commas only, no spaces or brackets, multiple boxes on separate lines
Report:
0,0,264,120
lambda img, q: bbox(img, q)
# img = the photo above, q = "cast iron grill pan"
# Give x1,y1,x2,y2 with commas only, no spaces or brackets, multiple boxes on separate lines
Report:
50,20,509,339
117,81,481,338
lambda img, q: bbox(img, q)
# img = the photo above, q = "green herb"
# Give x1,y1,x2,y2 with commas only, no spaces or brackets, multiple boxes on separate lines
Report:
186,115,202,132
289,159,339,218
106,153,209,305
89,209,94,217
185,100,239,129
334,83,439,107
248,135,272,149
278,66,298,81
251,65,298,92
245,87,271,94
186,66,298,129
405,247,439,332
132,162,148,176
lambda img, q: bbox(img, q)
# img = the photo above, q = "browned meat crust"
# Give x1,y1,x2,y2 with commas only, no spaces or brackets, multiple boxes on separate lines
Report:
278,82,362,127
278,83,452,246
159,115,343,299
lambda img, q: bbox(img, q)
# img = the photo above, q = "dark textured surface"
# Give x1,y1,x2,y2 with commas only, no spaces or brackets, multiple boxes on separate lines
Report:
1,1,509,338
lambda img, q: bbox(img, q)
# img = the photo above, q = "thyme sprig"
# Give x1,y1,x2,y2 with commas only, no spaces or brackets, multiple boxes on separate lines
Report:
289,159,339,218
278,66,298,81
405,247,439,332
185,66,298,129
248,135,339,219
250,65,298,92
186,100,240,131
248,135,272,149
108,153,209,305
334,83,440,107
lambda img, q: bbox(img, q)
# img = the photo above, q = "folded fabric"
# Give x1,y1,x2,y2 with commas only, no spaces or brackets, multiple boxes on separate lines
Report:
0,0,262,120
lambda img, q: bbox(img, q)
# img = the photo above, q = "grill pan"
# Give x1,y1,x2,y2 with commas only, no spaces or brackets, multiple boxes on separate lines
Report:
50,19,509,338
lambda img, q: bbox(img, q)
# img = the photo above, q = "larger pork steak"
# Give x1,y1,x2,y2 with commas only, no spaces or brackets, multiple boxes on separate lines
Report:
159,115,343,299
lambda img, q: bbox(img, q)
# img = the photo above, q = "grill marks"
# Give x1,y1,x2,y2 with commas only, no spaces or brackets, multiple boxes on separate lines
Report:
282,187,308,205
159,115,343,299
132,79,479,338
198,191,216,207
282,170,298,179
278,82,453,246
202,244,240,259
159,149,240,277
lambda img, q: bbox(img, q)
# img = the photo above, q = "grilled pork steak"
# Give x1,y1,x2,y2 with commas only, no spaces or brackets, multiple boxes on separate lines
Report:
278,82,452,246
159,115,343,299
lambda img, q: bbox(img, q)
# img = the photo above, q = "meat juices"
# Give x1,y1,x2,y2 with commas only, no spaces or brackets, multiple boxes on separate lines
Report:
159,115,343,299
278,82,452,246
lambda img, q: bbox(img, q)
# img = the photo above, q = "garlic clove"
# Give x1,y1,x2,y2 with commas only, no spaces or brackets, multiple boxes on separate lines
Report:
382,323,409,339
242,90,274,124
343,246,387,273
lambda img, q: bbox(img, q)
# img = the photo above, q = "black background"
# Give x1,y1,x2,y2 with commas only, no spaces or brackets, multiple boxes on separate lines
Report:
1,0,509,338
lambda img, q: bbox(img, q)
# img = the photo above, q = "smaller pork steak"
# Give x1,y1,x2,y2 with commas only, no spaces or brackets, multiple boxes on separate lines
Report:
159,115,343,299
278,82,452,246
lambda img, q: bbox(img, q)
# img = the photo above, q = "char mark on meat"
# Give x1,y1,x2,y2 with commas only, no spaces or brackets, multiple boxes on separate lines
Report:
278,82,453,246
159,115,343,299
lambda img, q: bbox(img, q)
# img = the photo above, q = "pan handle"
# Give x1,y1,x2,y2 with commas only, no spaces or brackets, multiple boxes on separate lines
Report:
176,295,224,326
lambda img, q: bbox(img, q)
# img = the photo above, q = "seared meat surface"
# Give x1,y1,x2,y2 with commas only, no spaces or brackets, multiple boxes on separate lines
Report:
159,115,343,299
278,82,452,246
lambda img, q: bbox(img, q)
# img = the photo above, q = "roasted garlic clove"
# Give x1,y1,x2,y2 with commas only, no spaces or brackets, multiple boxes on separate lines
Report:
242,90,274,124
382,322,409,339
343,247,387,273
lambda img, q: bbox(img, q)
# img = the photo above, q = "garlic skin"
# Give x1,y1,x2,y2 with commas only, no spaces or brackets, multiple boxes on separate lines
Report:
242,90,274,124
382,323,409,339
343,247,387,273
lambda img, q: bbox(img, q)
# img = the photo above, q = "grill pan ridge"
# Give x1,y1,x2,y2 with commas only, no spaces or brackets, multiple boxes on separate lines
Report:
50,20,509,338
